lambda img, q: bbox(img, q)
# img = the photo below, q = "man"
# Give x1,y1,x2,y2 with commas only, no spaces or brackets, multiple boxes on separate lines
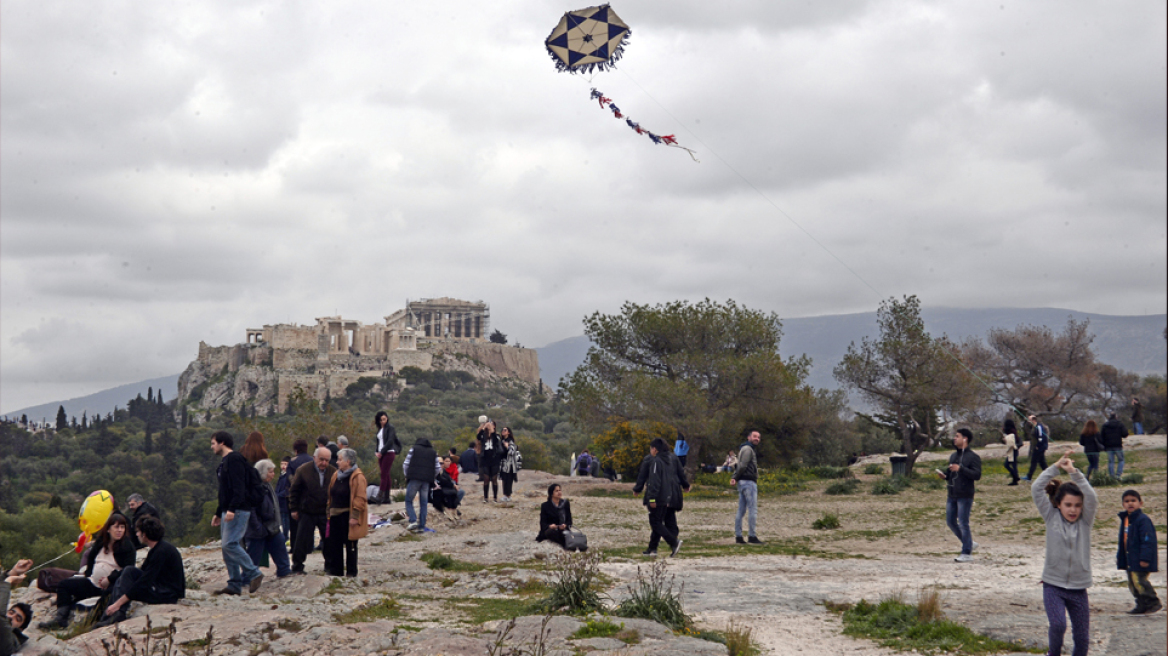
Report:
633,438,689,557
1131,397,1145,435
127,494,161,550
318,435,339,468
210,431,263,595
673,431,690,468
375,412,401,505
940,427,982,563
403,438,441,532
459,441,478,477
730,431,763,544
288,438,313,474
289,447,336,574
575,450,591,477
1101,412,1129,478
1023,415,1049,481
97,516,185,627
2,559,33,656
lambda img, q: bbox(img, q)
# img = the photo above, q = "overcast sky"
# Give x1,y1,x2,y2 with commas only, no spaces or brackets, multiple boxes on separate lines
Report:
2,0,1165,414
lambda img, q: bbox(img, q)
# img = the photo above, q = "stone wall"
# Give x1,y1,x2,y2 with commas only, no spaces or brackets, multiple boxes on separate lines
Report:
429,342,540,384
265,324,319,350
272,348,318,371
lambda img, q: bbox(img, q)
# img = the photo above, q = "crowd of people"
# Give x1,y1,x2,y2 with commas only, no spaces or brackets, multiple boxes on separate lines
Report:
1,407,1159,656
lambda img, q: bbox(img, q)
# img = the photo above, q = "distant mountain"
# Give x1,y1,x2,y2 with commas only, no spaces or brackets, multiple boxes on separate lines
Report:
3,373,181,423
536,308,1167,391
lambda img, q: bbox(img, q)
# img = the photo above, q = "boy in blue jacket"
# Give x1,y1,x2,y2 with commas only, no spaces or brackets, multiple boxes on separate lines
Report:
1117,489,1161,614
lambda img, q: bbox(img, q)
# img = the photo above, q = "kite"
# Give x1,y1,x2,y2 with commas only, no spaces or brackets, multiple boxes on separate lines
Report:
545,4,698,162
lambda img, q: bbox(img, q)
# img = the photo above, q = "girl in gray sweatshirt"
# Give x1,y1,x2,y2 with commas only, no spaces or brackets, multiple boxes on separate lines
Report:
1032,452,1097,656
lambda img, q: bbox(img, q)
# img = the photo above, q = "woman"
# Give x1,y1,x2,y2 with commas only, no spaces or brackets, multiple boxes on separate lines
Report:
477,420,503,503
240,431,269,465
38,513,135,629
1079,420,1103,479
1002,418,1020,486
1032,451,1097,656
499,428,522,502
720,450,738,473
537,484,578,551
325,448,368,577
373,411,401,505
246,459,292,578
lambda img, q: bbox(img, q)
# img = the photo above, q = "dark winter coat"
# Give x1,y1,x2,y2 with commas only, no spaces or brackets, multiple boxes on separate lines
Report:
129,502,160,549
537,500,573,541
275,471,292,514
944,447,982,499
216,451,254,516
477,430,503,468
289,461,336,515
642,451,689,510
1079,431,1104,453
1117,509,1158,573
288,453,313,475
1030,423,1049,452
377,423,402,456
404,438,440,484
124,539,185,604
82,537,136,577
246,482,281,540
1100,418,1128,450
459,449,479,473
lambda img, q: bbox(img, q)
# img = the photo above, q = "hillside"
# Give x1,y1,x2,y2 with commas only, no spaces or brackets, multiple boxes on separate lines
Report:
2,374,181,423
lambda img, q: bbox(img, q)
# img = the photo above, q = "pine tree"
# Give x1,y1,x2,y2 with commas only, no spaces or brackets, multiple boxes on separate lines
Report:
147,387,154,403
81,411,88,430
55,405,68,431
144,425,153,455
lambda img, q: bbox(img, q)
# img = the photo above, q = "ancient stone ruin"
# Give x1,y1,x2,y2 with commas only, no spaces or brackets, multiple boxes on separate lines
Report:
177,298,539,421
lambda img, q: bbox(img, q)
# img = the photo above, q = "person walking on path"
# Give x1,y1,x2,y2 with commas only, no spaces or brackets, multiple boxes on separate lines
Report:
210,431,263,596
673,432,690,468
373,411,401,505
1032,451,1098,656
1078,420,1104,479
1024,415,1050,481
403,438,441,532
499,428,522,502
1131,397,1145,435
633,438,689,557
477,421,503,502
289,447,336,574
730,431,763,544
1117,489,1161,614
1100,412,1128,478
325,449,368,576
1002,418,1021,486
245,459,292,579
940,428,982,562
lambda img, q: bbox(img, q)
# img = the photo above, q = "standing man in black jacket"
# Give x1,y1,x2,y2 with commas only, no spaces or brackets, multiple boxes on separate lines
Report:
403,438,441,532
633,438,690,557
939,428,982,563
97,515,185,627
289,448,336,574
1101,412,1129,478
127,494,161,549
1023,415,1049,481
210,431,263,595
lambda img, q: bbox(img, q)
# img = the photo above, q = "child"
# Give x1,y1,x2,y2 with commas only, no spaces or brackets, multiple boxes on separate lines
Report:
1033,450,1097,656
1117,489,1161,614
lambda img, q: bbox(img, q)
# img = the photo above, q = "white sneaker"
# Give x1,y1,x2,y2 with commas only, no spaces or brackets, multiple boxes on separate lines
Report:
406,522,419,531
954,554,973,563
971,541,979,552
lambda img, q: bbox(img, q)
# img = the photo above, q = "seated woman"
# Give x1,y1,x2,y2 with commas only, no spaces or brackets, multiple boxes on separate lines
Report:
719,450,738,473
536,484,579,550
39,513,135,629
97,516,185,627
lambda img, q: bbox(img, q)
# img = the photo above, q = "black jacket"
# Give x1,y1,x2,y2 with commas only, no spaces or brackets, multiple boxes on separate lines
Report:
405,439,439,483
537,500,573,541
377,423,402,456
83,538,136,577
216,451,253,516
1100,418,1128,450
944,447,982,499
289,462,336,515
477,430,503,467
125,540,185,604
1079,431,1104,453
288,453,313,475
459,449,478,473
129,503,161,549
642,451,689,510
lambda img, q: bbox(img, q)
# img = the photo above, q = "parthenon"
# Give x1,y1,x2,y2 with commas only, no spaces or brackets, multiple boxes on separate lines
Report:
385,297,491,342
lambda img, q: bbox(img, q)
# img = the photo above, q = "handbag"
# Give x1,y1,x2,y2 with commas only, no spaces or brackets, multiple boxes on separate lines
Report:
563,528,588,552
37,567,79,593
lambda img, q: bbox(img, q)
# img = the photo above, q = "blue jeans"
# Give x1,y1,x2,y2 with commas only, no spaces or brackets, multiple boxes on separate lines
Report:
1107,449,1124,478
280,510,292,542
1133,422,1144,435
405,480,430,528
735,480,758,538
221,511,261,592
946,497,973,555
246,530,291,578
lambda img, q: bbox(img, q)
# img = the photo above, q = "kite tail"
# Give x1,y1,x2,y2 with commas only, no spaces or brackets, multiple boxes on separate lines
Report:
588,88,697,162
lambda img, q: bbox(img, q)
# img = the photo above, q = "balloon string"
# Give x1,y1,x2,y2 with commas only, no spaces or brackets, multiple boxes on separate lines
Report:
27,549,75,573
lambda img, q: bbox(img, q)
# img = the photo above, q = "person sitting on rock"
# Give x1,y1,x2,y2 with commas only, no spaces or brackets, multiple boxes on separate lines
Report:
2,558,34,655
97,516,185,627
39,512,136,630
536,484,579,551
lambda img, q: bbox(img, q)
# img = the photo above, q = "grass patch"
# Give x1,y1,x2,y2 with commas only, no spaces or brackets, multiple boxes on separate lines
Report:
532,550,607,615
606,534,862,560
333,596,401,623
724,620,760,656
812,513,841,530
836,594,1041,655
448,597,531,624
420,552,485,572
614,559,690,631
512,578,550,596
863,463,885,475
321,578,347,594
396,532,423,542
570,618,626,640
871,475,912,495
276,619,302,632
825,479,860,495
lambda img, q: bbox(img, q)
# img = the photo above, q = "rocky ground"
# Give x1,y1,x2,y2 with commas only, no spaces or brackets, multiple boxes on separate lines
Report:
13,436,1166,656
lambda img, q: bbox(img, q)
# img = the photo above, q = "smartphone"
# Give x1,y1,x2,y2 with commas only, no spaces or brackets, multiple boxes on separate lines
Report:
934,468,946,477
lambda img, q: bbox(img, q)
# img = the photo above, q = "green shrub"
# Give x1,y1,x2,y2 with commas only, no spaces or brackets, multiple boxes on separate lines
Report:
420,552,484,572
334,597,401,623
614,558,689,630
863,464,885,475
570,619,624,640
839,595,1023,654
825,479,860,495
812,513,840,530
871,475,911,495
804,466,853,480
1089,472,1122,487
723,620,760,656
534,550,606,615
1120,473,1144,484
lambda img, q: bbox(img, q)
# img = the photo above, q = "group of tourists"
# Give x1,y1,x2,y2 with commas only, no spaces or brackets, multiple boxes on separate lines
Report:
999,402,1141,487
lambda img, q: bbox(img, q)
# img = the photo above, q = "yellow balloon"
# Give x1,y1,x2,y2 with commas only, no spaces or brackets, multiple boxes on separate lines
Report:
78,490,115,537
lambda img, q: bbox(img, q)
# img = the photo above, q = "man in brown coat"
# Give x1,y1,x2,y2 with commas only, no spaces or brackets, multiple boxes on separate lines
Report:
289,448,336,574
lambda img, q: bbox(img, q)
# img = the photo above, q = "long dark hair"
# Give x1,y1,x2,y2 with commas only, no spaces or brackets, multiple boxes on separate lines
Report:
373,411,389,428
546,483,561,502
1002,418,1017,435
96,512,131,552
1045,479,1084,507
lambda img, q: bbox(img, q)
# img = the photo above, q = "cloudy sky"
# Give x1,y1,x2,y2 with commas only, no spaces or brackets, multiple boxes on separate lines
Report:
2,0,1165,413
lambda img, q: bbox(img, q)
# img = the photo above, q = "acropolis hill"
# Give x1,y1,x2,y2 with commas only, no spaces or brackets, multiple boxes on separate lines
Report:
176,298,540,421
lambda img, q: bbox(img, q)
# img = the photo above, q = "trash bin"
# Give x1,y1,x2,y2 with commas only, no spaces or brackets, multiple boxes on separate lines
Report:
890,456,908,477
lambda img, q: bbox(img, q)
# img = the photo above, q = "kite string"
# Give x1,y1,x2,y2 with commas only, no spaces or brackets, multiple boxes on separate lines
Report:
606,66,1022,417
